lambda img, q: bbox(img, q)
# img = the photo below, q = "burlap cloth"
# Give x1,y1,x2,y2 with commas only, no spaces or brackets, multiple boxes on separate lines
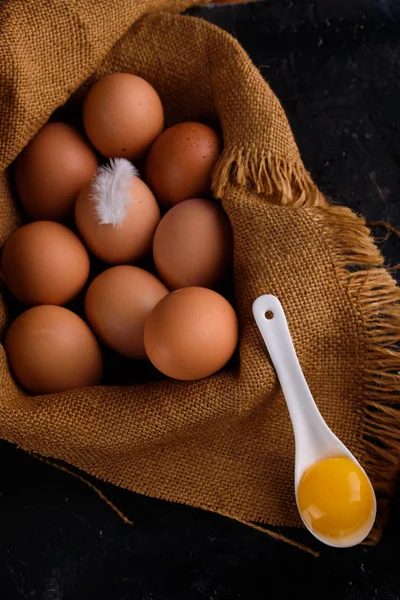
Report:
1,0,399,545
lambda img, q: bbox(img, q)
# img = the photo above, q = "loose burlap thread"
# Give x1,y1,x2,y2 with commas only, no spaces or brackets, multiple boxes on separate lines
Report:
0,0,399,545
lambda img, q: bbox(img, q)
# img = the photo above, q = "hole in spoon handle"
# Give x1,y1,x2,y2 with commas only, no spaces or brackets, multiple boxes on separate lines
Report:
252,295,306,390
252,295,325,451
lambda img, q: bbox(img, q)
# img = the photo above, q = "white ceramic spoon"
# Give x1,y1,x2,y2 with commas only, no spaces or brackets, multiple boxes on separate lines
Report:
252,294,376,548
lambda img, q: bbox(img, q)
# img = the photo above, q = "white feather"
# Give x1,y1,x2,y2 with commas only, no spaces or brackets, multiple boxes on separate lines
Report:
90,158,139,226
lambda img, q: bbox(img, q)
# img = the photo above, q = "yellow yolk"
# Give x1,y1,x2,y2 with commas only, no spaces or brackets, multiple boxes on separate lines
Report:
297,457,374,539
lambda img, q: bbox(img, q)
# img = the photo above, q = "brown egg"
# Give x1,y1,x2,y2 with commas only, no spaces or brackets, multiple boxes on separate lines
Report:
1,221,90,306
153,198,233,290
145,122,221,207
83,73,164,160
85,266,168,359
14,122,98,222
75,171,160,264
144,287,238,380
5,305,103,394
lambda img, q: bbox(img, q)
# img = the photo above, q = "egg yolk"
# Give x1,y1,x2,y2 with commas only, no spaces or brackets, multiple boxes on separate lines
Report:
297,457,374,539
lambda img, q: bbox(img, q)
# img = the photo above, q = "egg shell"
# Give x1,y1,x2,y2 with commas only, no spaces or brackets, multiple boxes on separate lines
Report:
14,122,98,222
75,177,160,264
5,305,103,394
85,266,168,359
145,122,221,207
153,198,233,290
144,287,239,381
1,221,90,306
83,73,164,160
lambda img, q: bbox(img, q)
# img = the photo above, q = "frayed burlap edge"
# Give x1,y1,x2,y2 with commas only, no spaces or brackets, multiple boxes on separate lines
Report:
306,205,400,545
212,145,326,207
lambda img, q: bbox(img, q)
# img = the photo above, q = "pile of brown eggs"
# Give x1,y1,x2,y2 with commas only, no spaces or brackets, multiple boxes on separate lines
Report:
1,73,239,395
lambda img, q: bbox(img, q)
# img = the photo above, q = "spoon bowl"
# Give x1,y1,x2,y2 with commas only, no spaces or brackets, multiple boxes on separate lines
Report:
252,294,376,548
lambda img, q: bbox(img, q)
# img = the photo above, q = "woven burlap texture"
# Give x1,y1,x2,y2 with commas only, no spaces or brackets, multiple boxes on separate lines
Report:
0,0,399,542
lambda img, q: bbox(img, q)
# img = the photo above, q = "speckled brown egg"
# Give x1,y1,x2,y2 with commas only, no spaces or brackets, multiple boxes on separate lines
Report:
5,305,103,394
14,122,98,222
1,221,90,306
144,287,239,380
85,266,168,359
153,198,233,290
145,122,221,207
83,73,164,160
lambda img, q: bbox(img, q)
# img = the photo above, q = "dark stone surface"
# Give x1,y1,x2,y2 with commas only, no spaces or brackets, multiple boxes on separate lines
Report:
1,1,400,598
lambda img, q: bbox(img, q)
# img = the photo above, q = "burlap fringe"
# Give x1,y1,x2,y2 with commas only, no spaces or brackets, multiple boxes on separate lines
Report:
368,221,400,272
310,205,400,543
212,146,326,207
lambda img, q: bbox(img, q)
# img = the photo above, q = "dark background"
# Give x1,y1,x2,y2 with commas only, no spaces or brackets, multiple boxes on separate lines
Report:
1,0,400,598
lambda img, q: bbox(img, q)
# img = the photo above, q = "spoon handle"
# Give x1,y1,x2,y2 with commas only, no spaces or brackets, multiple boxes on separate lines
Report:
252,295,341,477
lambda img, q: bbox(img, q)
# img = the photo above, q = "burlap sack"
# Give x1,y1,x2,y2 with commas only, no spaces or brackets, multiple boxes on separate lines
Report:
1,0,399,545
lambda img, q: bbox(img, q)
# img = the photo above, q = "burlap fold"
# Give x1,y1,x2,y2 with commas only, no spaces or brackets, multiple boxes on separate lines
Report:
0,0,399,543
